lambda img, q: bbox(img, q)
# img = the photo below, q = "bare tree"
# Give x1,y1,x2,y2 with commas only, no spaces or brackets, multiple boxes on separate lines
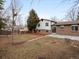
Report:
51,17,57,21
61,0,79,21
2,0,22,44
68,8,76,21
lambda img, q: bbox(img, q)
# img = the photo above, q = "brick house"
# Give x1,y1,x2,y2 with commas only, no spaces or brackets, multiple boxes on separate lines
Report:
52,20,79,36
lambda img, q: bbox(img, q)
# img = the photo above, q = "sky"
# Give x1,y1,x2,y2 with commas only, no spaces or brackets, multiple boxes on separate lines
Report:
4,0,75,25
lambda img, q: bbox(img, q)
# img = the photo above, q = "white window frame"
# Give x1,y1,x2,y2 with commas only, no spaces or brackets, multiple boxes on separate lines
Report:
71,25,78,32
38,23,40,27
45,22,49,26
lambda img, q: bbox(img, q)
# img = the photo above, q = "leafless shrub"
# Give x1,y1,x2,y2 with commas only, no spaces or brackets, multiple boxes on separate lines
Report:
64,38,72,45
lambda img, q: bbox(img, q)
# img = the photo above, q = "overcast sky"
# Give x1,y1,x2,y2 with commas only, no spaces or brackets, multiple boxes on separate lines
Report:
4,0,75,25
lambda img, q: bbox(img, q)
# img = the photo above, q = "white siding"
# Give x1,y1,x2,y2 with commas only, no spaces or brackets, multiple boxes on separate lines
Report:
37,20,55,30
51,22,55,25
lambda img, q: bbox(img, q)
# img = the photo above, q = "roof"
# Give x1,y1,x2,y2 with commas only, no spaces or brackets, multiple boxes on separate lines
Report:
40,19,57,23
54,20,79,26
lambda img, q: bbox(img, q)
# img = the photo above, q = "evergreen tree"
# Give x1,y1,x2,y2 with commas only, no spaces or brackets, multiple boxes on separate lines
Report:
0,0,5,30
0,18,6,30
27,9,39,32
0,0,4,9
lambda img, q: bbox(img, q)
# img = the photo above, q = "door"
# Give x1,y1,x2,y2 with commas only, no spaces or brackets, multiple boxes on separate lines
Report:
52,26,56,33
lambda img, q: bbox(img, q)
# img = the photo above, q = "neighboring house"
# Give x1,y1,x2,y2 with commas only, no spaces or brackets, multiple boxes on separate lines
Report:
19,27,28,32
52,20,79,36
37,19,56,34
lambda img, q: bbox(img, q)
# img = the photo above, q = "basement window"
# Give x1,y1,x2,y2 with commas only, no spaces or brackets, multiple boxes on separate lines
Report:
39,30,40,32
71,25,78,32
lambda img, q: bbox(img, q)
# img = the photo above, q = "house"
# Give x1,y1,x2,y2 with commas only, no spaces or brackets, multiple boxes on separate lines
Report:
52,20,79,36
37,19,56,34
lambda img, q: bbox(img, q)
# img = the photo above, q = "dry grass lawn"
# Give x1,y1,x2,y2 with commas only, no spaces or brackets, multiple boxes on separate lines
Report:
0,34,44,48
0,34,79,59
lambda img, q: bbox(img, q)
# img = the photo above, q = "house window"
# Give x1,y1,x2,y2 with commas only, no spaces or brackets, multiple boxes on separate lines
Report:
60,25,64,29
45,23,49,26
38,24,40,27
39,30,40,32
41,19,43,21
71,25,78,32
46,30,48,32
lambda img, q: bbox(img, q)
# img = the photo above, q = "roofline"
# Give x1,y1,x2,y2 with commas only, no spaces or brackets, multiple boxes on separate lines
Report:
40,19,57,23
52,23,79,26
53,23,79,26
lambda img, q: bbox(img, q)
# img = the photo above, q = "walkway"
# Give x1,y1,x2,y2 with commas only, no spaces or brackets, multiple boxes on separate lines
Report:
48,33,79,41
28,35,47,42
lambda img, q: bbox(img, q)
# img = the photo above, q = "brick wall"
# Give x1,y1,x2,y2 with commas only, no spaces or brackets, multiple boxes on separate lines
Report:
56,25,79,36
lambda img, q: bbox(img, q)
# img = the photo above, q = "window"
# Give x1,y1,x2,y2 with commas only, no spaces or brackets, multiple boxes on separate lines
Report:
46,30,48,32
59,25,64,29
71,25,78,32
41,19,43,21
45,23,49,26
38,24,40,27
39,30,40,32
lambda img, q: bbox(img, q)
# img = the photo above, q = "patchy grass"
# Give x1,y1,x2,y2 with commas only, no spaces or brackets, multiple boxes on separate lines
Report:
0,34,44,48
0,35,79,59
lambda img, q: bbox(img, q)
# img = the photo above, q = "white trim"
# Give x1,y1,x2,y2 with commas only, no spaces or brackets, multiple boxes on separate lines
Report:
71,25,78,26
71,25,78,32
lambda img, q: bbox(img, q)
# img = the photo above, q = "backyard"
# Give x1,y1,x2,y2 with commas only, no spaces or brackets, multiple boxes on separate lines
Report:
0,34,79,59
